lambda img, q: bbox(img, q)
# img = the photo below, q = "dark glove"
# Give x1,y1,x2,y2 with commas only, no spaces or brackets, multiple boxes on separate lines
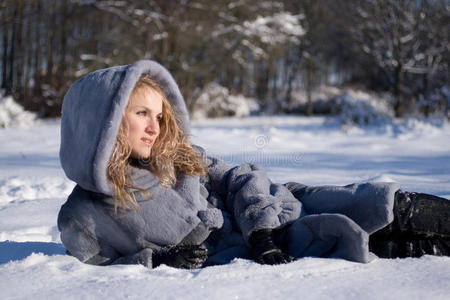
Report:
152,244,208,269
249,229,294,265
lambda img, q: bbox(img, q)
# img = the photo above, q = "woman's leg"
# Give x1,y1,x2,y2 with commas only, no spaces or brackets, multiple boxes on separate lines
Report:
369,191,450,258
284,181,450,258
284,181,401,234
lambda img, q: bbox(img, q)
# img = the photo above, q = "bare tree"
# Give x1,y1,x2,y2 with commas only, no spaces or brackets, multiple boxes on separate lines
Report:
349,0,447,117
0,0,447,118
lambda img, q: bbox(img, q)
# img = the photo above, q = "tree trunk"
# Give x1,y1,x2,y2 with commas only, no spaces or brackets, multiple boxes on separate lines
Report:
1,1,9,92
15,0,24,93
305,58,314,116
255,63,269,111
393,64,405,118
422,73,429,117
24,1,34,98
33,0,42,95
57,0,68,90
285,61,298,110
7,0,18,94
45,0,56,83
271,62,278,112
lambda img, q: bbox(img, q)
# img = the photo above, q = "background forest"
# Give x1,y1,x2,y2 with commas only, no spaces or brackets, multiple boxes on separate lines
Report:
0,0,449,119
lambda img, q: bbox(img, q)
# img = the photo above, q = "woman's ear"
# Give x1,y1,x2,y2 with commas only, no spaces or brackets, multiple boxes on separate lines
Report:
121,115,130,132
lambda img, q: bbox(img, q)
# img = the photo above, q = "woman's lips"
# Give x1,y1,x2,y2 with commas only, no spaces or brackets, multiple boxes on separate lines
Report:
141,137,153,145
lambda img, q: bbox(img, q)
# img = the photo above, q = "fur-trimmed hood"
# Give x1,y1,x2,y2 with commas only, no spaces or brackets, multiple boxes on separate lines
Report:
60,60,190,195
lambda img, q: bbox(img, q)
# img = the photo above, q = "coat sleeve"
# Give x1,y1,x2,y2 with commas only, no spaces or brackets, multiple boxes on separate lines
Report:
59,214,119,265
59,215,156,267
58,188,157,267
196,145,303,241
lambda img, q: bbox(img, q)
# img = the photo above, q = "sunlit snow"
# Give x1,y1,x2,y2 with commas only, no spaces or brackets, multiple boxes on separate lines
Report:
0,115,449,299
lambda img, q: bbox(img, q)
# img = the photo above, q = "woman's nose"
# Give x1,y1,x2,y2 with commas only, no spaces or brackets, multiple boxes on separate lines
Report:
145,119,159,135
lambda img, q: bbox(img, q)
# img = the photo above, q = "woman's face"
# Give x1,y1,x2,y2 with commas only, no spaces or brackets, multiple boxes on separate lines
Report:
124,86,163,159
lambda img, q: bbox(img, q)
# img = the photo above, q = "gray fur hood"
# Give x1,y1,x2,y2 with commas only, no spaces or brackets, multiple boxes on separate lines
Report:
60,60,190,195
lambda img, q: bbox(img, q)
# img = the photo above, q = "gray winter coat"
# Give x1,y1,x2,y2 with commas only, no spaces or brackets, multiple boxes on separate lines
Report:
57,60,400,267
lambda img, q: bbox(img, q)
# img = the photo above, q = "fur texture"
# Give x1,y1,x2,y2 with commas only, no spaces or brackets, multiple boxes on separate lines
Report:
60,60,190,195
58,60,400,267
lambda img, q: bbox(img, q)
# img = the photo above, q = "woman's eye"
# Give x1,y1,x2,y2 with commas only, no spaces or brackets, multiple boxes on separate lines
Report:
137,111,147,116
157,115,163,122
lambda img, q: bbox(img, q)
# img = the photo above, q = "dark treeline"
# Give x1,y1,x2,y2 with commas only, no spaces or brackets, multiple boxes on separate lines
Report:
0,0,448,117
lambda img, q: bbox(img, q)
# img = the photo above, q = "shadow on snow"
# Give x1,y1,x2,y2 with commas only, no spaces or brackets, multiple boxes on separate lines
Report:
0,241,66,264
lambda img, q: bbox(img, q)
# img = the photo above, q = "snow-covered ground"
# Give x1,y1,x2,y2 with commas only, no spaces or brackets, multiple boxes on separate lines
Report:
0,116,449,299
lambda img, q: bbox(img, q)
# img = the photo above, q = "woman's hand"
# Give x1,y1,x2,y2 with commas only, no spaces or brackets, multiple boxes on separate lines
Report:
249,229,294,265
153,244,209,269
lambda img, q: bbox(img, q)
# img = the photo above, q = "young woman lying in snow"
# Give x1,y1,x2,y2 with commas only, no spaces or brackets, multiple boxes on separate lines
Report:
57,60,450,268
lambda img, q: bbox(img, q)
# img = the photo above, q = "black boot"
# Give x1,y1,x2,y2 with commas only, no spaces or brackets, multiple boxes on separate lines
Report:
369,191,450,258
395,191,450,237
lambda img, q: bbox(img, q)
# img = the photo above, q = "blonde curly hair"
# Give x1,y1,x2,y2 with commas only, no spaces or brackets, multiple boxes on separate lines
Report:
107,74,206,212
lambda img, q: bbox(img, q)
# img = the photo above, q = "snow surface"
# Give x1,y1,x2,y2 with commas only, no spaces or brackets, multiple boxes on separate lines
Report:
0,95,36,128
0,116,449,299
192,82,258,120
